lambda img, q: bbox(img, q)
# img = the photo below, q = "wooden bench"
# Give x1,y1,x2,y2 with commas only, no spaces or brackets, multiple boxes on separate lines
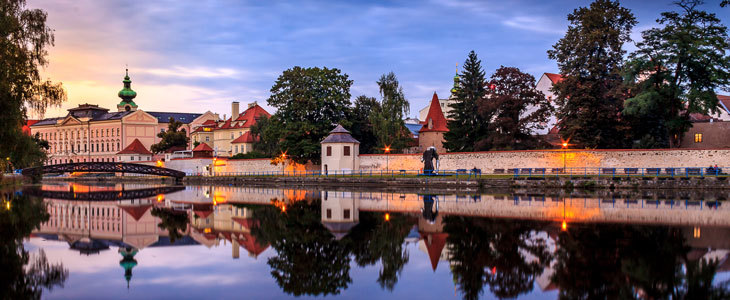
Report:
686,168,702,175
551,168,564,174
493,169,505,174
645,168,661,175
533,168,546,174
601,168,616,174
507,168,518,174
624,168,639,175
519,168,533,174
665,168,678,175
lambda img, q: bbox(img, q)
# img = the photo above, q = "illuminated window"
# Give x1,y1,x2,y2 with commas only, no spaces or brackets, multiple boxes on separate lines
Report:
695,133,703,143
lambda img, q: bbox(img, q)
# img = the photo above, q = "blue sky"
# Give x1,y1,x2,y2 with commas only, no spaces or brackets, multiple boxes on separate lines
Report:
30,0,730,119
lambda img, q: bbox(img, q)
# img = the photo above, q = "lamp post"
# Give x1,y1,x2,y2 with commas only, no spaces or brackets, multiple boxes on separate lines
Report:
562,142,568,172
384,146,391,171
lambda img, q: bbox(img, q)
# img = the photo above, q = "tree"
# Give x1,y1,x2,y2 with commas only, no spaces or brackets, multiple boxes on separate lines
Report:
624,0,730,147
348,95,380,154
1,0,66,168
547,0,637,149
150,118,189,153
250,115,284,157
477,66,552,150
444,51,489,152
370,72,412,153
267,67,353,164
151,207,189,243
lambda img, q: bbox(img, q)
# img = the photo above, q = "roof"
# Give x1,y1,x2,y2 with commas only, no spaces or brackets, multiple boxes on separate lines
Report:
118,204,153,221
117,139,153,155
420,232,448,271
717,95,730,114
405,123,422,137
147,112,203,124
193,143,214,152
420,93,449,133
23,120,38,135
216,104,271,130
231,131,257,144
545,73,564,84
321,124,360,144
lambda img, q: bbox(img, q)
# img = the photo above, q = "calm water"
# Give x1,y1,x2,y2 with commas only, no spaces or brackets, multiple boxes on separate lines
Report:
3,182,730,299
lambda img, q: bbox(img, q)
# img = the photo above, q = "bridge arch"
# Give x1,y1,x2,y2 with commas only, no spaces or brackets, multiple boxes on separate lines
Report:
22,162,185,179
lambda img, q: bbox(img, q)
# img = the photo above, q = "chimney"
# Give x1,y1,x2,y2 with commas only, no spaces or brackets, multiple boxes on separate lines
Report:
248,101,257,109
232,101,240,120
214,113,220,121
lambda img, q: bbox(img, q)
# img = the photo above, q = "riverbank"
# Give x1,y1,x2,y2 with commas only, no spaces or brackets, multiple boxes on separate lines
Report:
40,173,730,192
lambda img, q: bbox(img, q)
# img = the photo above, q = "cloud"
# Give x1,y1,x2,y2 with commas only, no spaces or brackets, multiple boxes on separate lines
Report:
502,16,565,35
137,66,242,79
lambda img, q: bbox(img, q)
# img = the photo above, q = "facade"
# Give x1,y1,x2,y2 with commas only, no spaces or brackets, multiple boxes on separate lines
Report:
321,125,360,173
533,73,563,135
30,70,214,165
418,93,449,153
116,139,154,162
190,101,270,157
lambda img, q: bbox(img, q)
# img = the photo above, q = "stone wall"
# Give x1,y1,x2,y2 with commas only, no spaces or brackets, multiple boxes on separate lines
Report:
359,149,730,172
163,157,319,175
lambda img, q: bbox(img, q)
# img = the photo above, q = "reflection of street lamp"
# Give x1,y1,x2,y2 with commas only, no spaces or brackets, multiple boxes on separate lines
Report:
561,197,568,231
384,146,391,171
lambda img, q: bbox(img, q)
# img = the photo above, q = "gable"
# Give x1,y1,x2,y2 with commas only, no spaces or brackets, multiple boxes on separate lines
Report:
122,110,158,124
59,115,83,126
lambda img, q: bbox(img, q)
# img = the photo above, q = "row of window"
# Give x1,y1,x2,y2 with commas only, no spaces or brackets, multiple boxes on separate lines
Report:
41,128,121,141
325,145,351,157
49,142,121,154
48,157,115,165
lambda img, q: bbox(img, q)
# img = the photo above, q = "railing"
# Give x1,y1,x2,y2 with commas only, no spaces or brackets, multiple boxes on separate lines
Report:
184,166,730,179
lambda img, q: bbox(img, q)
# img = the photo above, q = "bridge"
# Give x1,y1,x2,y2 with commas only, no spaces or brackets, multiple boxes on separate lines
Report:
24,186,186,201
21,162,186,179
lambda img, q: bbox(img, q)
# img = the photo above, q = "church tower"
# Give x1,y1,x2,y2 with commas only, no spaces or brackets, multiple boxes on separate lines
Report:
117,69,138,112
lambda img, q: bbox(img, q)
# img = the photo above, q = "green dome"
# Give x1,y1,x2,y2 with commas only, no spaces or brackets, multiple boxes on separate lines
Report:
118,69,137,101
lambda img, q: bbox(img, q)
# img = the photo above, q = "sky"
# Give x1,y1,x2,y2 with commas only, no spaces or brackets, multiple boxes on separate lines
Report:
28,0,730,120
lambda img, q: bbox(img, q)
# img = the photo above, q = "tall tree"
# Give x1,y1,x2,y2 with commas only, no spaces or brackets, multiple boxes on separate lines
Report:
150,118,189,153
348,95,380,154
547,0,636,149
250,115,284,157
1,0,66,168
444,51,489,152
370,72,411,153
268,67,353,164
477,66,552,150
624,0,730,147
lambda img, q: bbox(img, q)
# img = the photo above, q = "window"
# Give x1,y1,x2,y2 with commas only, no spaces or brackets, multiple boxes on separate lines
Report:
231,132,234,139
326,209,332,219
326,146,332,156
205,136,210,142
344,209,350,220
131,156,134,161
344,146,350,156
695,133,703,143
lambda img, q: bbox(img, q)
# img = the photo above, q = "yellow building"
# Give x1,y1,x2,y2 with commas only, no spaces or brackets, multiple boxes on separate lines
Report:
191,101,270,157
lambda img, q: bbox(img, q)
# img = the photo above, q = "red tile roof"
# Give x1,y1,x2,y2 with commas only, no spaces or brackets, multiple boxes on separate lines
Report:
717,95,730,113
22,120,39,135
545,73,563,84
420,93,449,133
419,232,448,271
231,131,258,144
118,204,153,221
117,139,152,155
193,142,214,152
202,119,217,126
217,104,270,130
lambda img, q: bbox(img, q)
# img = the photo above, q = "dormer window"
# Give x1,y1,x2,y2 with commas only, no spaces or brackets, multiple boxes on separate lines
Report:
428,118,433,129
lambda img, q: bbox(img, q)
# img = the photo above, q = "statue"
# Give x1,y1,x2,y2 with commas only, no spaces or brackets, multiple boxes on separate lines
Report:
422,146,439,174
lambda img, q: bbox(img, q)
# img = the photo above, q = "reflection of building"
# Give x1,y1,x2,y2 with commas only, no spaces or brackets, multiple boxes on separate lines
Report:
321,191,359,240
119,247,138,289
417,197,449,271
187,202,269,259
30,70,214,164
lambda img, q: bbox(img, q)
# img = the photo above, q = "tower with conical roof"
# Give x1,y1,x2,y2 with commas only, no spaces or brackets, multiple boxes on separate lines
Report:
117,69,138,112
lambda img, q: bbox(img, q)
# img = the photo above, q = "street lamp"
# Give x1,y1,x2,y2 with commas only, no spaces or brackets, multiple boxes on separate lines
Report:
561,141,568,172
384,145,391,171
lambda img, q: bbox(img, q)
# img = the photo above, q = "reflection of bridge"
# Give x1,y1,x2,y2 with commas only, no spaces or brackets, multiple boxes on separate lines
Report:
25,186,185,201
21,162,186,179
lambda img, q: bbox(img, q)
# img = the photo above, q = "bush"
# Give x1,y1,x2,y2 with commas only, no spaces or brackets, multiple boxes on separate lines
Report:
230,151,269,159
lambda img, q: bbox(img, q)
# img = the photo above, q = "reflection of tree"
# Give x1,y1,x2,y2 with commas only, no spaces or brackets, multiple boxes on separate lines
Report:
151,207,189,243
552,224,730,299
250,199,352,296
444,216,550,300
347,212,415,290
0,193,68,299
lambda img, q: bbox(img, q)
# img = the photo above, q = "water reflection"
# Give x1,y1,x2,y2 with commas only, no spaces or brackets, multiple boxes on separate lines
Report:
16,183,730,299
0,192,68,300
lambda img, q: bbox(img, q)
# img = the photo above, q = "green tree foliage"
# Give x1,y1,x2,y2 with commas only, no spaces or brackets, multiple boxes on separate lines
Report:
0,192,68,299
150,118,189,154
624,0,730,147
267,67,353,164
547,0,636,149
444,51,489,152
477,66,552,150
348,95,380,154
250,115,284,157
370,72,412,153
5,133,50,170
1,0,66,168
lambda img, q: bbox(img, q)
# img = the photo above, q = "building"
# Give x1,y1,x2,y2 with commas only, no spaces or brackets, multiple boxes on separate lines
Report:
680,95,730,148
116,138,153,162
321,124,360,173
30,70,215,164
417,71,460,121
533,73,563,136
418,93,449,152
190,101,270,157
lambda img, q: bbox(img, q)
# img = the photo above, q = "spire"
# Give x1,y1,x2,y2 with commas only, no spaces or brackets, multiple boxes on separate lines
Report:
451,63,460,96
119,247,138,289
117,68,138,112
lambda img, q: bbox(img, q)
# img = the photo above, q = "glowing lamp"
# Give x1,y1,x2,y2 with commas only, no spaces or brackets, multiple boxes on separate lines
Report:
384,213,390,221
562,142,568,148
561,220,567,231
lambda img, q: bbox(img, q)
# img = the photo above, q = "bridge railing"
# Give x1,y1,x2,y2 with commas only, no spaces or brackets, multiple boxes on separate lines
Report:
185,166,730,179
